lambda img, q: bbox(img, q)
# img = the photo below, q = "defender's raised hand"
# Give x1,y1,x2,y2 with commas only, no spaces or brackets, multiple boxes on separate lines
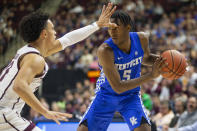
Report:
96,3,117,28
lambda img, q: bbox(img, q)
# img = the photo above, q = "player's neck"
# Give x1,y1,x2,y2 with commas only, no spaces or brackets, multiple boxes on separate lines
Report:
117,36,131,54
29,41,47,57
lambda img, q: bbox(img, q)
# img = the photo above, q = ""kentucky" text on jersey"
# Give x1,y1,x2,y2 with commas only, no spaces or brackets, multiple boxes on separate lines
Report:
115,56,142,70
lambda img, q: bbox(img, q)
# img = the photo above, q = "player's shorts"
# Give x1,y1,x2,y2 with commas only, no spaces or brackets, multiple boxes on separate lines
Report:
79,91,151,131
0,108,41,131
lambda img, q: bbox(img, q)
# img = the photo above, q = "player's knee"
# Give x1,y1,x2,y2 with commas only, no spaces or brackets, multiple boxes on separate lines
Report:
77,124,88,131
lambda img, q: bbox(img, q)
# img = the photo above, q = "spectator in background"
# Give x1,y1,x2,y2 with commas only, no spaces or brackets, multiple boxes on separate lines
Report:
0,32,6,55
188,85,197,97
177,121,197,131
159,79,170,101
51,101,61,112
80,49,94,70
152,100,174,131
151,93,160,115
74,103,87,120
169,97,186,128
176,96,197,128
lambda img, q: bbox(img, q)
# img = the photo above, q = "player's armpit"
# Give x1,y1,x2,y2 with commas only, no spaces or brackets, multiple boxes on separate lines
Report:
137,32,159,66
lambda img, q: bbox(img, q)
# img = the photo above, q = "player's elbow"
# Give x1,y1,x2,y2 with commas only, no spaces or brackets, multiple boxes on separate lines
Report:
13,80,25,93
111,83,124,94
112,88,122,94
13,84,21,93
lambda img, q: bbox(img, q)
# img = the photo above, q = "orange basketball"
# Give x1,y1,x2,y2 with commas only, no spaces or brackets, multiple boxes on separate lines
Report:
161,50,187,80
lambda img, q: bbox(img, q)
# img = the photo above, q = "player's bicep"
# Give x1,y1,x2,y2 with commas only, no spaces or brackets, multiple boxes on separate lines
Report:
137,32,150,58
97,44,121,91
14,54,45,87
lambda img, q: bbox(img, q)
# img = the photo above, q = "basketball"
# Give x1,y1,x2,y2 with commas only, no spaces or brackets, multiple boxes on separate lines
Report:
161,50,187,80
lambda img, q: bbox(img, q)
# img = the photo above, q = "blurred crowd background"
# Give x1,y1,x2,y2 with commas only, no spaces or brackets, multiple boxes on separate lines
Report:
0,0,197,131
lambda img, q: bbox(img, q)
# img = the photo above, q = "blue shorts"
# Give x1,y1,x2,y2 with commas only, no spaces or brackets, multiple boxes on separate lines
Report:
79,91,151,131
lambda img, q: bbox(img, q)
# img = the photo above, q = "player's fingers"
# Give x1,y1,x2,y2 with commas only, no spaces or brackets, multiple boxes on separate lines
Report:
108,22,117,28
162,62,168,69
60,116,68,121
53,117,60,125
158,57,165,67
104,3,110,14
56,114,69,121
107,5,116,17
58,112,73,118
160,58,167,68
101,4,106,14
105,3,113,14
155,57,162,66
158,58,166,68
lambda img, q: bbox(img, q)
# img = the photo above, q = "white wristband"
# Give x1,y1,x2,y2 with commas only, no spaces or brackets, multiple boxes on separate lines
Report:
58,22,100,49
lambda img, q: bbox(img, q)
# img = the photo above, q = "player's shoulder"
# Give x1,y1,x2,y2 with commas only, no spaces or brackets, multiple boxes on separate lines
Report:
97,43,113,57
21,53,45,69
137,32,150,39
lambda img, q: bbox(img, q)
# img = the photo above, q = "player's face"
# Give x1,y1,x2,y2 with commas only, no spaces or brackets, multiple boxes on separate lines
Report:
108,18,130,44
45,20,57,45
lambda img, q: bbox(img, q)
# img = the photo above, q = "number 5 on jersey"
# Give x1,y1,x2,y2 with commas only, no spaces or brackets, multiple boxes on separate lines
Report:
123,70,131,80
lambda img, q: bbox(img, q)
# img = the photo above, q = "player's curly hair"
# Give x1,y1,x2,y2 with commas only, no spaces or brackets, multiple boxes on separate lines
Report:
19,10,49,43
111,10,135,31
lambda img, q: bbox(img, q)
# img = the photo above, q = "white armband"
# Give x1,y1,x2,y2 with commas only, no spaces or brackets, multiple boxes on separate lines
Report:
58,22,100,49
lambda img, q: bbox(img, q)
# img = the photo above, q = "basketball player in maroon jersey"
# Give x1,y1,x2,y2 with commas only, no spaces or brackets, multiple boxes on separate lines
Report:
0,3,116,131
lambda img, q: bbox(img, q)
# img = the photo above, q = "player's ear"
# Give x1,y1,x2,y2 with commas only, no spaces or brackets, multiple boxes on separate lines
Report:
127,25,131,31
40,29,47,39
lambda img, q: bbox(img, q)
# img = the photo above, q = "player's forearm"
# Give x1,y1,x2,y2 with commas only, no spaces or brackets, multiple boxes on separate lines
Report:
46,22,100,56
142,54,159,66
13,82,48,115
58,22,99,49
115,73,154,94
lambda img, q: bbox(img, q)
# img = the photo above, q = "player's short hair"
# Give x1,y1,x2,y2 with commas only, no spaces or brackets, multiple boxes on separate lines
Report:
111,10,135,31
19,10,49,43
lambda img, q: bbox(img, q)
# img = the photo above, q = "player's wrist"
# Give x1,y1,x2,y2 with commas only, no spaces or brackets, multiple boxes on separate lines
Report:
40,108,49,116
95,21,102,28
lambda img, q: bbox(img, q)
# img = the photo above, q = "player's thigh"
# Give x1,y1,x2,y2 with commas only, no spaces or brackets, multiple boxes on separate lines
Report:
119,94,151,130
78,94,117,131
134,123,151,131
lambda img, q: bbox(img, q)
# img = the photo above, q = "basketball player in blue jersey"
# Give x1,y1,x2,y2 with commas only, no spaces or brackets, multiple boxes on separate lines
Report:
78,10,167,131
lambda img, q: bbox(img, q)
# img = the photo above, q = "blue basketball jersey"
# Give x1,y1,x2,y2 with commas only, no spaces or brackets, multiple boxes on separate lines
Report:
96,32,144,95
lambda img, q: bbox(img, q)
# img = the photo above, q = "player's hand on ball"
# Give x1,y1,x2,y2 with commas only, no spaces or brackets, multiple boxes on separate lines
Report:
96,2,117,28
43,110,73,125
151,57,168,78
